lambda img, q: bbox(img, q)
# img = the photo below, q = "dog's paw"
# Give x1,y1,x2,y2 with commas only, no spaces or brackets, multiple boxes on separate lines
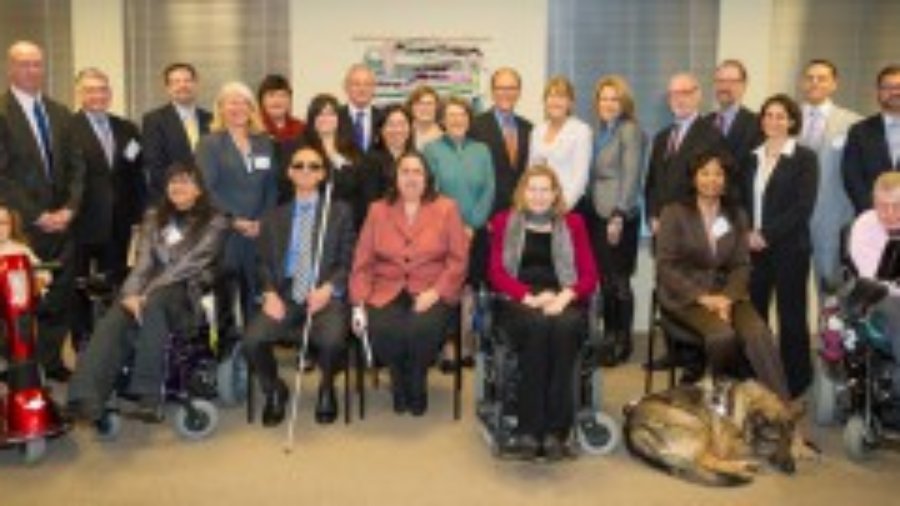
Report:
793,438,822,462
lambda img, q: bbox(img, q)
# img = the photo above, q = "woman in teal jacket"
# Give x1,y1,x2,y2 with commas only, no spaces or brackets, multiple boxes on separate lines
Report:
423,95,495,368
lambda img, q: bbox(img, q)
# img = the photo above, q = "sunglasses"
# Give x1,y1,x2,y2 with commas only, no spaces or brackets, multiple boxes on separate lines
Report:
290,161,324,172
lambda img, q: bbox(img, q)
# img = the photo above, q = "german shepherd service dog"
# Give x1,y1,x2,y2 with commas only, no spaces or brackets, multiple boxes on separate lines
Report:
623,379,816,486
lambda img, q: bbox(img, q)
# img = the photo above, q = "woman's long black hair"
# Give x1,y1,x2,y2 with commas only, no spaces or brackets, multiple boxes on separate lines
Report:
156,162,215,233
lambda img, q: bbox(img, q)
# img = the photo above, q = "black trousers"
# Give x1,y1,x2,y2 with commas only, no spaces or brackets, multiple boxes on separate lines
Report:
242,297,348,395
367,294,451,402
664,299,790,401
31,233,75,370
586,212,639,336
499,300,585,438
71,240,130,345
750,247,812,398
216,233,262,354
68,283,193,405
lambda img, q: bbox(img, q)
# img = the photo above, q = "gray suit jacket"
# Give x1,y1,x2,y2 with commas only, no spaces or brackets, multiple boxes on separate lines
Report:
589,119,646,218
804,104,861,283
120,210,228,298
656,202,751,311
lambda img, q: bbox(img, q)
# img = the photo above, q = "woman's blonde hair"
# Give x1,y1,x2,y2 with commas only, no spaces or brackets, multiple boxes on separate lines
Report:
512,165,567,215
0,203,29,245
874,172,900,198
593,74,636,120
210,81,265,134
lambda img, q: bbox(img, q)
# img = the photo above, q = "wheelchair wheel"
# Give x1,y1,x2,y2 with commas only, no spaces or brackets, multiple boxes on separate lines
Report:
95,411,123,441
174,399,219,440
217,344,248,407
20,437,46,465
812,358,840,426
576,410,620,456
844,415,873,461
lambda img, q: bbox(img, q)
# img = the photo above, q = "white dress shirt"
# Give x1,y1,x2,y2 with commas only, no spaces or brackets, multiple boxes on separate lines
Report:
528,116,593,210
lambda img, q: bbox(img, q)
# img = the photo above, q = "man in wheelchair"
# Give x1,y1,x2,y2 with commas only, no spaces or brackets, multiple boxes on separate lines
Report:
846,172,900,417
67,163,228,423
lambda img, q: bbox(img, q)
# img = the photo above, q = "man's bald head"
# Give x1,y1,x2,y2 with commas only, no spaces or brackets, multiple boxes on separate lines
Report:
7,41,45,95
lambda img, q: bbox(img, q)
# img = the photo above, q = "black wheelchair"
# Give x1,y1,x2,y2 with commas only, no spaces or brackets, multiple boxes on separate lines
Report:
813,277,900,460
473,287,620,458
76,274,248,441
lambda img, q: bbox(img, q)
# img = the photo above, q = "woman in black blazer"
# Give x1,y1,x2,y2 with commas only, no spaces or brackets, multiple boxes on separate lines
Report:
744,94,819,399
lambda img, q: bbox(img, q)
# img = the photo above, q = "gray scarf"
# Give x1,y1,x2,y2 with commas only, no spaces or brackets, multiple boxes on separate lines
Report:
502,211,577,288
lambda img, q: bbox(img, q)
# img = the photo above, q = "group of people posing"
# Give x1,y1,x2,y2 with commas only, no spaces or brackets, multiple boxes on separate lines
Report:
2,37,900,457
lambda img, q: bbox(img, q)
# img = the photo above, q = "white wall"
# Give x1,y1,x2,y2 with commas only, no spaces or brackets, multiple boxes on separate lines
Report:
717,0,773,110
289,0,548,121
71,0,126,114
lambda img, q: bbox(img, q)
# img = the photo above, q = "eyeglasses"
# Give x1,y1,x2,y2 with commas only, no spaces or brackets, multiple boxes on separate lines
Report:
290,161,324,172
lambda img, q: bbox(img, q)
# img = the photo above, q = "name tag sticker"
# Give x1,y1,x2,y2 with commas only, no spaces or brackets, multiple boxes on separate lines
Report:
254,156,272,170
161,224,184,245
711,216,731,239
124,139,141,161
831,134,847,150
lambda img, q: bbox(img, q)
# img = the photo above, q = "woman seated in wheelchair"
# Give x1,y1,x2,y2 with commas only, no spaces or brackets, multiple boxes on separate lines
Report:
67,163,228,423
487,165,598,460
655,150,790,401
350,151,469,417
847,172,900,403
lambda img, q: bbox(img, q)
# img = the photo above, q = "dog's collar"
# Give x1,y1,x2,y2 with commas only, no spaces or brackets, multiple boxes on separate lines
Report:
710,380,735,417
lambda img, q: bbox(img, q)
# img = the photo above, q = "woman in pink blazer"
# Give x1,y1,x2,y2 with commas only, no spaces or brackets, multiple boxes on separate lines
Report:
350,151,470,416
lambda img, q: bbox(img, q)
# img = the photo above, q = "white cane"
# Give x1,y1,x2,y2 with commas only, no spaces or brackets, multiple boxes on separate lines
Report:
284,180,334,454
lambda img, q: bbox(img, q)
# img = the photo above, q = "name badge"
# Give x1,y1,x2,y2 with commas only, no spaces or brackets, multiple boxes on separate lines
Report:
831,134,847,150
711,216,731,240
124,139,141,161
254,156,272,171
161,224,184,246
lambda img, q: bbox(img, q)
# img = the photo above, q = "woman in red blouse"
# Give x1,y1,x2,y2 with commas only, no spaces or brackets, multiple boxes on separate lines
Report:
488,165,599,460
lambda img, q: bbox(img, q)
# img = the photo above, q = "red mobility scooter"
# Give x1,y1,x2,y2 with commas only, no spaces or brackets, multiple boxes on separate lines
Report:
0,253,69,464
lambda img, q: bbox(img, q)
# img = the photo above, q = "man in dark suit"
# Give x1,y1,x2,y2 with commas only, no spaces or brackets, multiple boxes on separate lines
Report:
69,67,145,348
242,146,355,427
0,41,85,379
843,64,900,214
469,67,532,213
141,62,211,204
338,63,383,153
705,59,762,166
645,72,727,233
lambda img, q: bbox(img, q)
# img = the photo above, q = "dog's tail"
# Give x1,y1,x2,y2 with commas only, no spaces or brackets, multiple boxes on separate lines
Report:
624,421,752,488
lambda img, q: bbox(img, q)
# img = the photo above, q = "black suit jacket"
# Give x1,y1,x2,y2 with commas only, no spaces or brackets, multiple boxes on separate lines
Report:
742,144,819,252
468,108,532,212
0,90,85,254
842,114,898,213
141,103,212,204
256,197,356,299
338,104,384,153
704,106,762,167
70,111,145,244
645,117,727,221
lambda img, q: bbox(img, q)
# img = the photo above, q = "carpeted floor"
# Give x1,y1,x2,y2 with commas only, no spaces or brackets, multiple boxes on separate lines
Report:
2,339,899,506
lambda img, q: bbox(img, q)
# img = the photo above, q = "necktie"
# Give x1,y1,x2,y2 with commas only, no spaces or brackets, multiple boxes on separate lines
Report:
666,123,681,158
33,100,53,178
353,110,366,151
715,112,727,135
804,109,825,147
887,119,900,167
95,115,115,166
184,113,199,150
502,116,518,167
291,203,316,303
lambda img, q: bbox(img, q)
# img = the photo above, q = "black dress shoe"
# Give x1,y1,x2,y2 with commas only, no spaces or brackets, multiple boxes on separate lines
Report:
501,434,540,460
438,357,455,374
45,365,73,383
408,392,428,417
133,395,164,424
542,434,573,461
262,380,289,427
66,398,104,424
315,385,338,425
460,355,475,369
